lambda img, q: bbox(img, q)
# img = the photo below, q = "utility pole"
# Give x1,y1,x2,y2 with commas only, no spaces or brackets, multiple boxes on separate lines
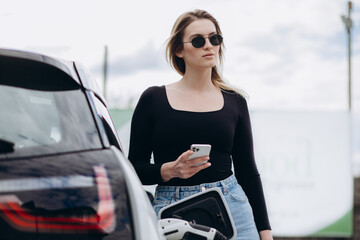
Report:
341,3,359,239
103,45,108,100
341,1,353,111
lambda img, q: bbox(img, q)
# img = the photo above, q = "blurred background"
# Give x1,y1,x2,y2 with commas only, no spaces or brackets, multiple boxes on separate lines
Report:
1,0,359,238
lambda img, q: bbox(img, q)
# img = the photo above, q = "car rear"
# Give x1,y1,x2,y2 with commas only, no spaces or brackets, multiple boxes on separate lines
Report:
0,48,162,240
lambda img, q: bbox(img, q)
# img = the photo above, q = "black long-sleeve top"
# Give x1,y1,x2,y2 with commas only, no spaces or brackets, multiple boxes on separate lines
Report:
128,85,271,231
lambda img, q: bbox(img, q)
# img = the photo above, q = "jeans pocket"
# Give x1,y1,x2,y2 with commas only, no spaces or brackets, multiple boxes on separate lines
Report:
228,184,248,203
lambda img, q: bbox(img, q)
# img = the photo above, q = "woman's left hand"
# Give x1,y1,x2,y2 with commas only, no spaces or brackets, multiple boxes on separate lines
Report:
259,230,273,240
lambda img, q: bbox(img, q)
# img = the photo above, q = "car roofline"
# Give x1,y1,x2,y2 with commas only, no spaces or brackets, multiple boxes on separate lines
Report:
0,47,81,86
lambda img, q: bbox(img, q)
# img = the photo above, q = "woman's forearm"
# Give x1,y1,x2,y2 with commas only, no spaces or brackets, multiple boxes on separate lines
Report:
259,229,273,240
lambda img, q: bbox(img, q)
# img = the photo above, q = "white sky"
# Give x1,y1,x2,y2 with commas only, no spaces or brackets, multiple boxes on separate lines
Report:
2,0,360,155
1,0,360,112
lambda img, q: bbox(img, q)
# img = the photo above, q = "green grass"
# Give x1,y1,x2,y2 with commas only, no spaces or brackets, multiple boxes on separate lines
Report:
309,209,353,237
108,108,134,129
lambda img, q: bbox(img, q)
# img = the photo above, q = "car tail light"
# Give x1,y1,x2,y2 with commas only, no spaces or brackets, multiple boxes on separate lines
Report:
0,165,115,234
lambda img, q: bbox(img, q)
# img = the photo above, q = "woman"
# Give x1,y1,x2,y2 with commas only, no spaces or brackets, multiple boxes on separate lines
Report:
128,9,273,240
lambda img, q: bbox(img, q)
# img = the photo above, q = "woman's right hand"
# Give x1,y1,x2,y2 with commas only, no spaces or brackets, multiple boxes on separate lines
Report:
160,150,211,182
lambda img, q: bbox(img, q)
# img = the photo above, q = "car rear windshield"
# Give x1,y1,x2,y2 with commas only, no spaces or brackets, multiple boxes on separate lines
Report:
0,85,102,158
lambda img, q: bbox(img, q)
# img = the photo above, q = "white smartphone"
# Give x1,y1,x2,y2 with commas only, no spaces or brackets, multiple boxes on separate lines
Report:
188,144,211,166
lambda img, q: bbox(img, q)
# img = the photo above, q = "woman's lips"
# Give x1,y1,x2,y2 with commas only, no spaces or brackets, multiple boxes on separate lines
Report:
203,53,214,58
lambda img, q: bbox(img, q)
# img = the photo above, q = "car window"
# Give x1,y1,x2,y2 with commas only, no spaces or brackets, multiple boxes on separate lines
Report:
0,85,102,158
91,93,123,151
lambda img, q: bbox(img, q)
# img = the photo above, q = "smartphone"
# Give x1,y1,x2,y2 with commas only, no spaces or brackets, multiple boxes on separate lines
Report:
188,144,211,166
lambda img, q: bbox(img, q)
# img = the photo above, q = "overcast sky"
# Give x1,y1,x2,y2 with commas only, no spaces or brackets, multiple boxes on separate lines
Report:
1,0,360,112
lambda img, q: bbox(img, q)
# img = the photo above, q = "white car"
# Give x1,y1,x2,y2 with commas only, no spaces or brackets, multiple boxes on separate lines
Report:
0,48,163,240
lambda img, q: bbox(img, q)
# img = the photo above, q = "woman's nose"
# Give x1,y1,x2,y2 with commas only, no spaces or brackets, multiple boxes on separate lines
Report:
203,37,212,48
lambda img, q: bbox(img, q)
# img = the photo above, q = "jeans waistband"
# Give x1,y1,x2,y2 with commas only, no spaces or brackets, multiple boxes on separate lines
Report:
155,174,237,195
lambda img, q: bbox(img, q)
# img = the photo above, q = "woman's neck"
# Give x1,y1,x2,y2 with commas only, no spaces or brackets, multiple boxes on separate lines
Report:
180,67,214,91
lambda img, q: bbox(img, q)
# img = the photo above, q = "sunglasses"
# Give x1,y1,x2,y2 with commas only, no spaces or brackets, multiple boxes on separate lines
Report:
183,34,223,48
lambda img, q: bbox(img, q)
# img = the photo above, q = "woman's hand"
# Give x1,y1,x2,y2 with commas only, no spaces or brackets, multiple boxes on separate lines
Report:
160,150,211,182
259,230,273,240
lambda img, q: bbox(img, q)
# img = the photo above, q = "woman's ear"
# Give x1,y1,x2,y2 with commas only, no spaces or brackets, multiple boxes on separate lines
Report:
176,50,183,58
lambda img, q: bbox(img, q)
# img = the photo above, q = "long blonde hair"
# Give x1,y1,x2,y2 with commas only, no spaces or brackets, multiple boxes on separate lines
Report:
165,9,245,96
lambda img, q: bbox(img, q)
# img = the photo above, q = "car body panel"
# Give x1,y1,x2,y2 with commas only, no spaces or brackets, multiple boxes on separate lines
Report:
112,147,164,240
74,61,107,107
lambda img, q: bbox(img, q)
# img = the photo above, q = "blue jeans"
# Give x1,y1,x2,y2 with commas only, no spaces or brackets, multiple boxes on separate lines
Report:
153,175,260,240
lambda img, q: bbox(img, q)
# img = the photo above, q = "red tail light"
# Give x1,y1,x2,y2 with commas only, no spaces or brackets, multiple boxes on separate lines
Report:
0,165,115,234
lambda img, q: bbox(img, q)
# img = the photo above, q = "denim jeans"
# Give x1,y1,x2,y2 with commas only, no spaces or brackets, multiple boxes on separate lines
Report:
153,175,260,240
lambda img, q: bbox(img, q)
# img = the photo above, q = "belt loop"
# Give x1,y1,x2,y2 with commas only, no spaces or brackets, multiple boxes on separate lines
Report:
176,187,180,199
220,180,229,195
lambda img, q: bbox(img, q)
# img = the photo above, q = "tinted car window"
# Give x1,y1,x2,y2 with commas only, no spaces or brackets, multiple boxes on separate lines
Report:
0,85,102,158
91,93,122,151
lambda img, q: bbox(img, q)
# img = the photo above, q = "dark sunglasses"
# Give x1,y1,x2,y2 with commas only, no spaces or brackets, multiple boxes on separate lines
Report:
183,34,223,48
